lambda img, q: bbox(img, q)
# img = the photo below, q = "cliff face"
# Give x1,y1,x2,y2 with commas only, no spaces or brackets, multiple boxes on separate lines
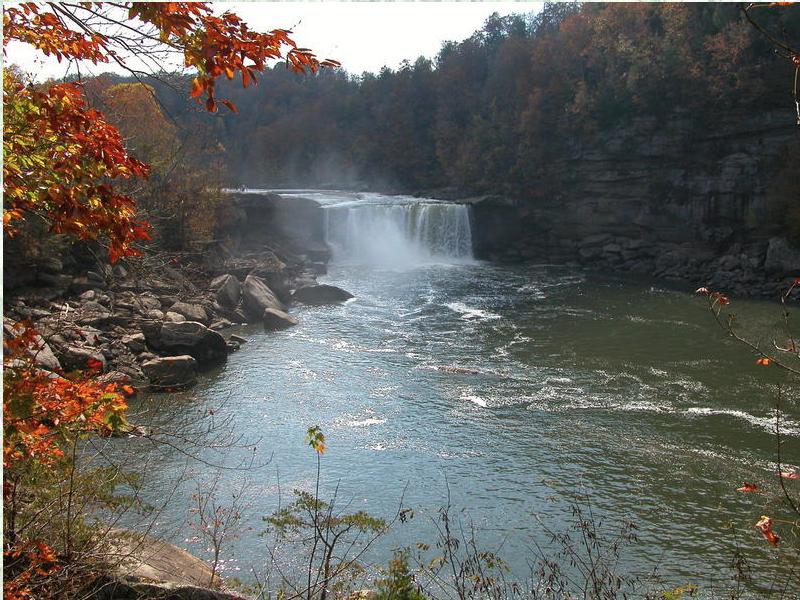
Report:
471,107,800,296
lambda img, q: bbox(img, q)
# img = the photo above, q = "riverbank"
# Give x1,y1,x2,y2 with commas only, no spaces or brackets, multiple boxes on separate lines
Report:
2,191,357,393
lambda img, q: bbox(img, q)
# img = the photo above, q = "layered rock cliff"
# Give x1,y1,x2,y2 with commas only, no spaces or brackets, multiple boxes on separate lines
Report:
469,107,800,296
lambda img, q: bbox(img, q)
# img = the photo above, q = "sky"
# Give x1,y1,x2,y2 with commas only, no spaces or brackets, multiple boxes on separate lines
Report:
4,2,543,80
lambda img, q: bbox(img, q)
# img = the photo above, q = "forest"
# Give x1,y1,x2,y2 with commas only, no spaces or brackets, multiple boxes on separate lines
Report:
4,2,800,600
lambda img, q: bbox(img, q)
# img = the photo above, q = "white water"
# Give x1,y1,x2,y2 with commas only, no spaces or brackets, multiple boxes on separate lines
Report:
320,192,473,266
325,203,473,265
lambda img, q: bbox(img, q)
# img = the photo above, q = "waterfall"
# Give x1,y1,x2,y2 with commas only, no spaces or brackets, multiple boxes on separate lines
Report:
324,200,474,266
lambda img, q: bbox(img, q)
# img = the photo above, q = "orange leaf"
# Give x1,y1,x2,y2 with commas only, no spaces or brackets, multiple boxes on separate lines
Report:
737,482,759,492
220,99,237,113
756,357,772,366
190,77,204,98
754,515,780,546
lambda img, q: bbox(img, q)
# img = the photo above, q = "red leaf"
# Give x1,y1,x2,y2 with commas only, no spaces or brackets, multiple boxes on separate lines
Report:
220,99,237,113
754,515,780,546
737,482,759,493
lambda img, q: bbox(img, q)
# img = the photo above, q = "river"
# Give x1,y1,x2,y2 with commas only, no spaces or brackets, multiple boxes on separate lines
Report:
116,190,799,596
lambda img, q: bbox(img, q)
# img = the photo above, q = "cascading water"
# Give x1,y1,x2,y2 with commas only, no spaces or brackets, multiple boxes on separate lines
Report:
323,196,474,266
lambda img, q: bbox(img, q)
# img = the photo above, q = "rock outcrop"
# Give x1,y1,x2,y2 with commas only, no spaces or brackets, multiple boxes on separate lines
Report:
465,107,799,296
159,321,227,366
141,356,198,390
292,284,354,305
242,275,284,317
262,308,298,331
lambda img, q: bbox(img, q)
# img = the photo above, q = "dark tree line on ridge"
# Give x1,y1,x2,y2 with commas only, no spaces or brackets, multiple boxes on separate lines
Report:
62,2,799,249
163,2,799,197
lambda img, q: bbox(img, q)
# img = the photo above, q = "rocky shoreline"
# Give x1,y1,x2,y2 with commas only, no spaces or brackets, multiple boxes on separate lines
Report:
3,237,352,394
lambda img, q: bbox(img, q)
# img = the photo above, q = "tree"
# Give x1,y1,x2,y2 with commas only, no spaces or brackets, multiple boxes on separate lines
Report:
3,4,337,597
3,1,339,260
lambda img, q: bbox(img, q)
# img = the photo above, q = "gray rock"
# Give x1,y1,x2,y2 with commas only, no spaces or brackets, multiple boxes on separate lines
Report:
122,333,147,353
26,334,62,371
80,290,97,302
38,256,63,274
718,254,740,271
292,284,354,305
242,275,283,319
263,308,299,331
211,274,241,308
83,300,109,313
229,334,248,344
141,356,197,390
208,319,233,331
159,321,227,365
57,346,106,372
764,237,800,274
168,301,208,324
164,311,186,323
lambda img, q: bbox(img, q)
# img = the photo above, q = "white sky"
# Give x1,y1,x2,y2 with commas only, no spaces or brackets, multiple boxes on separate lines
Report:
4,2,543,80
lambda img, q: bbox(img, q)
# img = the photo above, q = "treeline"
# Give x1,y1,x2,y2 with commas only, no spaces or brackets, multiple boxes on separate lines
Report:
73,2,799,248
166,2,798,195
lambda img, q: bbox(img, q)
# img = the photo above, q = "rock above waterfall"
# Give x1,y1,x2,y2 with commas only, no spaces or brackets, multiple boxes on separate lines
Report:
292,284,354,305
242,275,283,318
263,308,298,331
159,321,227,366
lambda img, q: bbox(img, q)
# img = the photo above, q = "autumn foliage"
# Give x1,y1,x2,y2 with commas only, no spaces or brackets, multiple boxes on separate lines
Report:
3,71,152,262
3,3,336,597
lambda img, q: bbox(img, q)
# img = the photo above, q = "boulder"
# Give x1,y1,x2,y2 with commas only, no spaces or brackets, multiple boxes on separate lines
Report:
211,274,241,308
263,308,298,331
4,322,63,371
292,284,354,305
57,346,106,372
136,295,162,313
764,237,800,274
141,356,197,390
242,275,283,318
159,321,227,366
229,334,248,344
122,333,147,353
146,309,166,321
32,337,62,372
208,319,233,331
168,301,208,324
